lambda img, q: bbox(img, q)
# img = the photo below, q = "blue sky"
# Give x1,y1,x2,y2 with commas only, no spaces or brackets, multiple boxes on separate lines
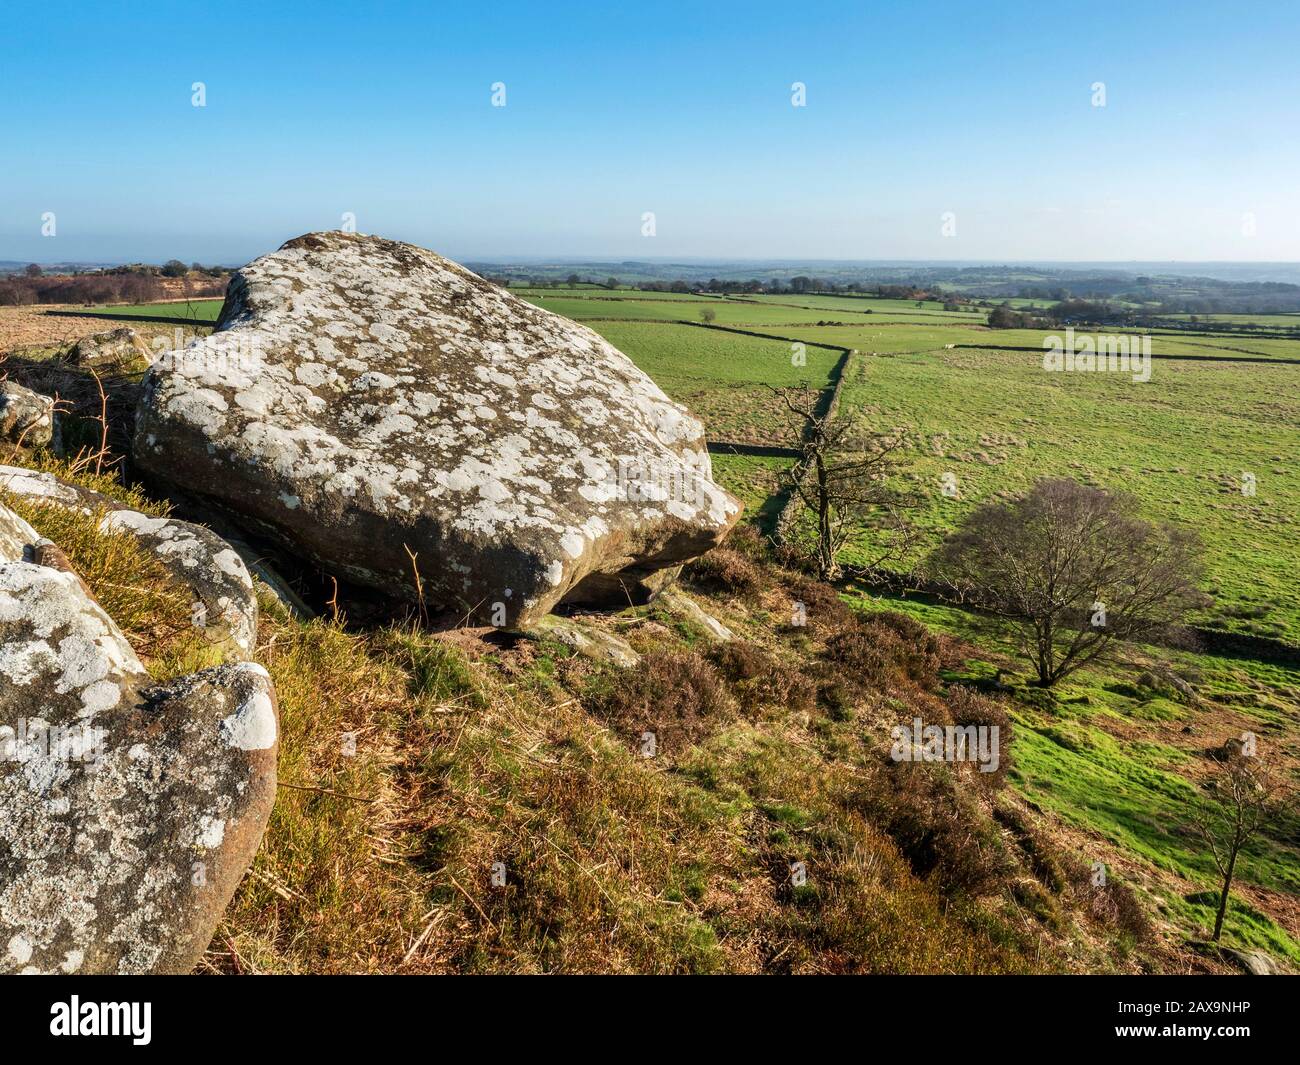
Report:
3,0,1297,264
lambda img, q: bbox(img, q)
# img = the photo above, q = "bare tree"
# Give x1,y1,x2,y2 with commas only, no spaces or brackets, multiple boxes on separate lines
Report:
772,385,914,581
928,478,1206,687
1188,743,1296,942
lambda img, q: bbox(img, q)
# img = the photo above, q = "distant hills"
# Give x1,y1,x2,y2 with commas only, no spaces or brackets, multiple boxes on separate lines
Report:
468,260,1300,314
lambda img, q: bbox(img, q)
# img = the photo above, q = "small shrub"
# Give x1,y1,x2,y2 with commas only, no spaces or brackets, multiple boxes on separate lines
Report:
1064,857,1153,944
822,628,896,690
946,685,1012,788
587,650,733,753
781,575,853,631
708,641,816,713
856,761,1015,900
683,547,762,597
817,679,855,721
723,523,769,561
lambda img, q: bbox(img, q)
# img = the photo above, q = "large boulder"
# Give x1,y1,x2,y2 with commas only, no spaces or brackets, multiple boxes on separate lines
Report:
0,499,277,974
133,232,741,627
0,466,258,656
0,381,54,450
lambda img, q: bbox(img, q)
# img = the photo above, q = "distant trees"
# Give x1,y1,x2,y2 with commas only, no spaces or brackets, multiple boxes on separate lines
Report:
773,385,915,581
699,307,717,323
928,478,1206,687
23,264,42,278
0,267,227,308
1188,744,1296,942
1049,298,1113,323
566,273,580,288
987,304,1030,328
161,259,188,278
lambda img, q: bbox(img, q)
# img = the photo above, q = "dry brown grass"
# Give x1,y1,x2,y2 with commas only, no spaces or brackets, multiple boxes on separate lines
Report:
1,488,210,678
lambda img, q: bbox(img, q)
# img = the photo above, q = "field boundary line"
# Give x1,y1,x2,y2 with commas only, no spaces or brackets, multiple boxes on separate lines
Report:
952,343,1300,366
705,441,802,458
41,309,213,327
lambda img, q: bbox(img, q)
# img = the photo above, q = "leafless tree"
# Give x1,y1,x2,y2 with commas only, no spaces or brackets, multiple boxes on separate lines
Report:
1188,743,1296,942
772,385,915,581
928,478,1206,687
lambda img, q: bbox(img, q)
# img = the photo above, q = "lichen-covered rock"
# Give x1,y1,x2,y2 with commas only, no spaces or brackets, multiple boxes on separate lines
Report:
0,466,257,655
525,613,641,668
133,232,741,627
65,327,151,371
657,587,733,643
0,381,54,450
1218,947,1282,976
0,500,278,974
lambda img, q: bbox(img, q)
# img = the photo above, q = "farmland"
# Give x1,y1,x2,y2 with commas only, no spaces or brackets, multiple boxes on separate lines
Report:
832,347,1300,641
491,291,1300,646
586,320,842,446
73,285,1300,645
70,298,224,322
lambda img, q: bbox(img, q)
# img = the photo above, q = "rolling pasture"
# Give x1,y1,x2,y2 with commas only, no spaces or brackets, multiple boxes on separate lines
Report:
84,287,1300,641
835,347,1300,641
88,298,224,321
586,320,841,445
536,292,1300,645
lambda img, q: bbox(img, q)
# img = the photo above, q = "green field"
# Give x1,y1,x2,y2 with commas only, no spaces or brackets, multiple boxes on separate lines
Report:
93,299,223,321
523,293,892,327
1164,313,1300,328
79,289,1300,641
833,348,1300,641
586,321,842,445
708,452,795,523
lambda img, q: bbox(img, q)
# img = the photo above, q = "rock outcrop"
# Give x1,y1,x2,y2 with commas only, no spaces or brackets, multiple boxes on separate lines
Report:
0,499,278,974
0,466,258,656
65,327,152,371
133,232,741,627
0,381,54,450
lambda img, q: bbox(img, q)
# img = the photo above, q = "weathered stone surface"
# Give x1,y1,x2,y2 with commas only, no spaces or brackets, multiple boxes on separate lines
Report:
65,327,151,371
0,466,257,655
658,587,734,642
133,231,741,627
0,381,54,450
0,499,278,974
1218,946,1282,976
526,613,640,668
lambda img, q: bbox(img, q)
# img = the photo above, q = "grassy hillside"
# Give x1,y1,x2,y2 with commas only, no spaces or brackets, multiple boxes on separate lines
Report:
4,475,1204,974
